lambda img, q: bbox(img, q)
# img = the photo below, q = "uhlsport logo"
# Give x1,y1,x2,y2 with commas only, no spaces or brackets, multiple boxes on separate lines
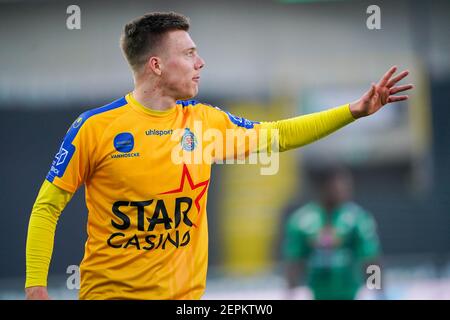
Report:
181,128,197,152
145,129,174,136
112,132,140,159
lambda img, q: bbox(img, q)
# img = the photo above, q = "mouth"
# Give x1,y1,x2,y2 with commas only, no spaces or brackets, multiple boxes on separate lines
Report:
192,76,200,83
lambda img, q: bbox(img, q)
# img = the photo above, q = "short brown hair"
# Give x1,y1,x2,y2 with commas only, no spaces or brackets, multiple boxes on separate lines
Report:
120,12,190,73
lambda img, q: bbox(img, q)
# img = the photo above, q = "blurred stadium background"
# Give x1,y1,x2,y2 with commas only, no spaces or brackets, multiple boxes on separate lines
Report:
1,0,449,299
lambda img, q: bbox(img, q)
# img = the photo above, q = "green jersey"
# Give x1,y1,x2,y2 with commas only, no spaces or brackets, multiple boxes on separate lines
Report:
283,202,380,299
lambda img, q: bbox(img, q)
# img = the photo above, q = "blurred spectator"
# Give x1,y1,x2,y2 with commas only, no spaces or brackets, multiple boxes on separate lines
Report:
282,166,381,300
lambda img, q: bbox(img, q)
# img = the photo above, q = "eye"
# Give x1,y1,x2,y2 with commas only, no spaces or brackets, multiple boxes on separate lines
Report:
186,50,195,57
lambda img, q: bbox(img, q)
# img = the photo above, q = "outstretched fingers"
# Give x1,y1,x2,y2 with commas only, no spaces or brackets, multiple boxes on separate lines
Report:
387,95,409,103
386,70,410,88
378,66,397,87
390,84,414,95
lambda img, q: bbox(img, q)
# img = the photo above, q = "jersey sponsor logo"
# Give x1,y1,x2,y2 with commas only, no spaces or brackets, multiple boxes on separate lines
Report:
145,129,174,136
110,152,140,159
114,132,134,153
55,146,68,166
106,164,209,251
181,128,197,151
49,166,59,176
108,198,193,250
111,132,140,159
47,140,76,181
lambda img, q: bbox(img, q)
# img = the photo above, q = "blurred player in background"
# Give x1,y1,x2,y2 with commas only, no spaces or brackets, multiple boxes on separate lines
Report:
25,12,412,299
283,167,381,300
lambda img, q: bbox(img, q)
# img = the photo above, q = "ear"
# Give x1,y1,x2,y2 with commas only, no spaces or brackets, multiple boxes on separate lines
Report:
147,56,162,76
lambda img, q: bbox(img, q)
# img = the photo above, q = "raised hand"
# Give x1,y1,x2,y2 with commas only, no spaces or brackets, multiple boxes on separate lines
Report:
349,66,414,119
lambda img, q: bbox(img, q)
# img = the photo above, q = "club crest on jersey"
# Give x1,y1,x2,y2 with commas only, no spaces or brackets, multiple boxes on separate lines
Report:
181,128,197,152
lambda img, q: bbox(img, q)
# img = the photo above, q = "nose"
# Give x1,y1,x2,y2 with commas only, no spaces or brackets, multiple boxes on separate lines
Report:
195,55,205,70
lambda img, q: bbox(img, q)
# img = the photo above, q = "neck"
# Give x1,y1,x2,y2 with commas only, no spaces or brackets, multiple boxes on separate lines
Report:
132,78,177,112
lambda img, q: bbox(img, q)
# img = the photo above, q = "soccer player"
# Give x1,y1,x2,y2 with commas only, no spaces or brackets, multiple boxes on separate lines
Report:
283,167,381,300
25,12,413,300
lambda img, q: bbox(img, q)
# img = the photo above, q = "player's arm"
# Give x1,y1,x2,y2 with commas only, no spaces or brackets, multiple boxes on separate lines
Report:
260,103,354,152
260,66,413,153
25,112,94,299
25,180,73,300
210,66,412,158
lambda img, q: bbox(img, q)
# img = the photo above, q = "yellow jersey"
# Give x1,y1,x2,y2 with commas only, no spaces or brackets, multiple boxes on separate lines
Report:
46,93,262,299
27,91,354,299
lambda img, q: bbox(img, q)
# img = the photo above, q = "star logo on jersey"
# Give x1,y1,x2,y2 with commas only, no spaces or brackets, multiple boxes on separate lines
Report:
159,164,209,227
